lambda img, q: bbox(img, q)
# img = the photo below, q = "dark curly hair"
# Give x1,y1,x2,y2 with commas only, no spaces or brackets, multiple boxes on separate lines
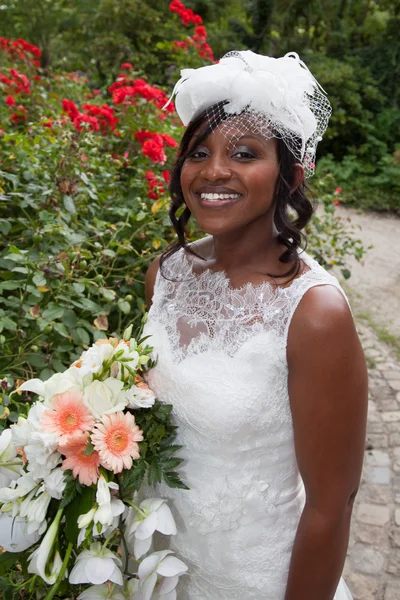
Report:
160,102,315,281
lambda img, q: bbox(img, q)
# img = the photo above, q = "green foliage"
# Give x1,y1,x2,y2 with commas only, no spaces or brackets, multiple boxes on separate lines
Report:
307,175,370,278
316,150,400,213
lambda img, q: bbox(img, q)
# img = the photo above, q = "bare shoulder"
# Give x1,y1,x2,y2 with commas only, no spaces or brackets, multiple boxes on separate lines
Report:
145,255,161,310
287,282,365,382
289,283,353,339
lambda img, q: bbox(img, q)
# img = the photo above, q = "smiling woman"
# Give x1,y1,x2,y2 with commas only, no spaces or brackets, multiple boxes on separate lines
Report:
143,50,367,600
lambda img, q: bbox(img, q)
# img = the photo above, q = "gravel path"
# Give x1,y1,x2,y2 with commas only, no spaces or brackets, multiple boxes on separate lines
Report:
334,206,400,338
334,207,400,599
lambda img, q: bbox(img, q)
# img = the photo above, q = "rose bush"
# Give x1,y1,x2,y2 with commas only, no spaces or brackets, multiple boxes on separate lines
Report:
0,2,366,446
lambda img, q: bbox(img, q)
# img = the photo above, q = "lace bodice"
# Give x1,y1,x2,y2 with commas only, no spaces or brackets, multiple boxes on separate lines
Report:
143,248,352,600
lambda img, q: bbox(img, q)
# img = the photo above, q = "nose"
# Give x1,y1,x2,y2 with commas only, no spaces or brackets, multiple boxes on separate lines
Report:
200,153,231,182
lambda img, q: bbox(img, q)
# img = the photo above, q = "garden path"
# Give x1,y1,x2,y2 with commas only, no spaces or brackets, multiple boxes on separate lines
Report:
333,207,400,599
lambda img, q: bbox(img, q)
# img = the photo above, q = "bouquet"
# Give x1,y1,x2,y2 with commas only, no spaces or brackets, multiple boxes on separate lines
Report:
0,323,188,600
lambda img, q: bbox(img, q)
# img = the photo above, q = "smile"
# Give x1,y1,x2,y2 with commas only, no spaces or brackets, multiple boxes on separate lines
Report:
200,193,242,202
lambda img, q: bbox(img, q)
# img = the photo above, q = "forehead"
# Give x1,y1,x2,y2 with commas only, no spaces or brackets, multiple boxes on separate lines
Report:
194,112,275,149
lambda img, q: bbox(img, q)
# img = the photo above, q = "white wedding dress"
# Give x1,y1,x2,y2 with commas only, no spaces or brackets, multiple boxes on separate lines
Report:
143,247,353,600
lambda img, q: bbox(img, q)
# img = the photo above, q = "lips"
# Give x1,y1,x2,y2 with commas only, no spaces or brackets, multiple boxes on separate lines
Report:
195,187,243,208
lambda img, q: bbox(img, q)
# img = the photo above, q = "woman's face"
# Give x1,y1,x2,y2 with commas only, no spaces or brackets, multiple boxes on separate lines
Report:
180,122,280,236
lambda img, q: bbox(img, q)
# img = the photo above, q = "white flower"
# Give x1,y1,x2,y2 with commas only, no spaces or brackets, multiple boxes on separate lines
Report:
11,416,33,447
83,378,128,419
78,477,125,533
137,550,188,600
20,403,60,480
19,490,51,535
77,584,125,600
0,472,38,508
69,541,123,585
78,343,116,377
114,342,140,376
28,508,64,584
14,368,83,405
41,467,66,500
94,476,125,527
127,498,176,560
0,429,23,487
125,384,156,410
0,512,40,552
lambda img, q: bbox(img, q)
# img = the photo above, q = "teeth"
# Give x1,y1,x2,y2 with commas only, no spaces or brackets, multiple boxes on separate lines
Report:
200,193,241,201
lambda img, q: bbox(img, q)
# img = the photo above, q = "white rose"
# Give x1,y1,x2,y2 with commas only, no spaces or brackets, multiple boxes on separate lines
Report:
126,383,156,409
83,378,128,419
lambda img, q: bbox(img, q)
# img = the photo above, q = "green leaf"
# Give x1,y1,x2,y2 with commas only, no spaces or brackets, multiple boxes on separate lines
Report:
0,316,17,331
63,308,78,327
54,322,69,337
341,268,351,280
60,471,83,509
0,281,21,291
42,305,64,320
120,459,146,494
73,282,85,295
162,471,190,490
100,287,116,302
24,353,47,368
32,273,46,287
64,485,96,544
118,301,131,314
0,551,21,576
0,220,11,235
63,195,76,214
73,327,90,345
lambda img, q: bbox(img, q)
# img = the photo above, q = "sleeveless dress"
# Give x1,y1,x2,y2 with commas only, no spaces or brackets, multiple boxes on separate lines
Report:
143,247,353,600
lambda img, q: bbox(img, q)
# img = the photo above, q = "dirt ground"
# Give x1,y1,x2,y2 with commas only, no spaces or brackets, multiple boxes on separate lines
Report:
331,206,400,338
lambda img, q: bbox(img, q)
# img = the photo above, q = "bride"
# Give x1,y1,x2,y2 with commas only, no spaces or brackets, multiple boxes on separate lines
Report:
143,51,368,599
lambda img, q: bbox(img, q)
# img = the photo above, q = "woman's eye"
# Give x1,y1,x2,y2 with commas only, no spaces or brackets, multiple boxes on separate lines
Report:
232,150,256,159
188,149,208,159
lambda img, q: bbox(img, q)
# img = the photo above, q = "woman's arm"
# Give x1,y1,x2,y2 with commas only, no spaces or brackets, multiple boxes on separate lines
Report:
144,255,161,310
285,285,368,600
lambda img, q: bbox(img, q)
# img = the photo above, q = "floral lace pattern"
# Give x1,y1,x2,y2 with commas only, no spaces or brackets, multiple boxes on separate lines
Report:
143,248,353,600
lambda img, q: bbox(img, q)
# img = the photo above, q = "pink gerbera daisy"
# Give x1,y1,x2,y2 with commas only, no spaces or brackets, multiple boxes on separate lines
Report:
91,411,143,473
60,432,100,486
41,390,95,445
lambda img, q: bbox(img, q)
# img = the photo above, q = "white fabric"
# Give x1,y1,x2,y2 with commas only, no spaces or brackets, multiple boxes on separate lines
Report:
143,248,353,599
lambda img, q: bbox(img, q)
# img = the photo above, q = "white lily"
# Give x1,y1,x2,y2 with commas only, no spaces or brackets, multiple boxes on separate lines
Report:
0,512,40,552
77,584,125,600
137,550,188,600
83,378,128,419
19,489,51,535
41,467,67,500
69,541,123,586
28,508,64,584
0,472,38,512
127,498,177,559
13,367,83,405
0,429,23,487
95,476,125,527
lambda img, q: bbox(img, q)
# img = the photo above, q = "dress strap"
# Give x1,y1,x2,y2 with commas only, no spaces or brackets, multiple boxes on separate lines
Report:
281,254,351,347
